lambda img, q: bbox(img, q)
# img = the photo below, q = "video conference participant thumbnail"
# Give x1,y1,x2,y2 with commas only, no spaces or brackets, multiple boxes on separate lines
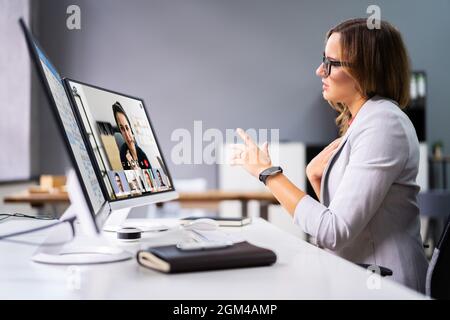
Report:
67,80,174,201
112,102,151,171
107,171,130,198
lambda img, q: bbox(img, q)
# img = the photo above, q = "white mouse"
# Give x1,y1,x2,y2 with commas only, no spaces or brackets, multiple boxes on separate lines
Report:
183,218,219,231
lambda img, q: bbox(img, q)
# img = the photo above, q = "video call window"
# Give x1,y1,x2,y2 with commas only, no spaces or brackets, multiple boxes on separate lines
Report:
67,80,174,201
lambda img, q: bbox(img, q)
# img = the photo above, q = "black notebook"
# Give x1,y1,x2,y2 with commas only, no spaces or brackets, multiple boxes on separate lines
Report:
136,241,277,273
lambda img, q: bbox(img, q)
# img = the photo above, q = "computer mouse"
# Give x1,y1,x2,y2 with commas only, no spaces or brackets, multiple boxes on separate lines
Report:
183,218,219,231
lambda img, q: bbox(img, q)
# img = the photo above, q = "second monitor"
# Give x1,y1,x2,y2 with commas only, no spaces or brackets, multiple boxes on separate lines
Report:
65,79,177,211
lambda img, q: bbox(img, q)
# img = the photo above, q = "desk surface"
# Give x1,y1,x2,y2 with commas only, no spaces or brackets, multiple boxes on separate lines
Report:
0,218,424,300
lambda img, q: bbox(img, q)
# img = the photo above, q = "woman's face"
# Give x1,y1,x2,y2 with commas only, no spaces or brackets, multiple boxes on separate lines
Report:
115,175,124,192
145,171,153,188
316,32,360,105
117,113,134,147
130,179,138,191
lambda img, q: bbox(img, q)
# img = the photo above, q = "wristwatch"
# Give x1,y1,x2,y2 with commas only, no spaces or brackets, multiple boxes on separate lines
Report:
259,166,283,185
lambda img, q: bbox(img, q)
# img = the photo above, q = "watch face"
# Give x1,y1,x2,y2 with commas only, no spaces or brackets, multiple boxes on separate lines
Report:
260,167,282,184
267,167,281,175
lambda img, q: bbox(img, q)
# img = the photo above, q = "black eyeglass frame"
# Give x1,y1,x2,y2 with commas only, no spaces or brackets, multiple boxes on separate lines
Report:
322,53,350,77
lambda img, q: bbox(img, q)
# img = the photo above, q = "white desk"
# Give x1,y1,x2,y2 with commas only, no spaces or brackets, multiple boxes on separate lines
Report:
0,217,425,299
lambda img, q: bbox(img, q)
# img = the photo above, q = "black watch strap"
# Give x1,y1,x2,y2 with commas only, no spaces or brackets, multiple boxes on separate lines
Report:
259,166,283,185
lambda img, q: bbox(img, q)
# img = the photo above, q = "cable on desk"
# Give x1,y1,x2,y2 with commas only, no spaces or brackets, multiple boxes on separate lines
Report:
0,213,56,222
0,216,76,246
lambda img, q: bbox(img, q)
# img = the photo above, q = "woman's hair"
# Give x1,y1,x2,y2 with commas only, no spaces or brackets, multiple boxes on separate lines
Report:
112,101,133,133
326,18,411,135
144,170,153,186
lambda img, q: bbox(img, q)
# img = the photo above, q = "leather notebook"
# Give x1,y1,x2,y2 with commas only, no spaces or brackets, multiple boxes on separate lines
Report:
136,241,277,273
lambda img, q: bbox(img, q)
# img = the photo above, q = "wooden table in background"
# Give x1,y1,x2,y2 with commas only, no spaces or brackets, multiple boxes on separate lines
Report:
3,190,279,220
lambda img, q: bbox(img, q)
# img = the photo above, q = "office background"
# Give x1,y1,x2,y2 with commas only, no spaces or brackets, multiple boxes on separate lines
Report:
2,1,450,300
2,0,450,188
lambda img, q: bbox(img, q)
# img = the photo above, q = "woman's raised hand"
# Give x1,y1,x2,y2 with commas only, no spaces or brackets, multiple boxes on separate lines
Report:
230,128,272,178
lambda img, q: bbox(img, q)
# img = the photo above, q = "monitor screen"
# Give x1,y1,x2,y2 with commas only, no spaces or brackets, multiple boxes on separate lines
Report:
20,20,106,218
65,80,175,202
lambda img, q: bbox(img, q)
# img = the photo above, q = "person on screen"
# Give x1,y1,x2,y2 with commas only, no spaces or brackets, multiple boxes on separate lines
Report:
135,170,146,192
155,169,167,188
114,172,125,194
143,169,154,190
126,172,141,195
112,102,152,171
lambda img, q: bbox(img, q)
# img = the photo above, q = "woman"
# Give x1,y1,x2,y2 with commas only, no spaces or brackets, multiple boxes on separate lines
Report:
155,169,167,188
143,169,154,191
112,102,152,171
232,18,428,292
126,171,142,195
114,172,125,194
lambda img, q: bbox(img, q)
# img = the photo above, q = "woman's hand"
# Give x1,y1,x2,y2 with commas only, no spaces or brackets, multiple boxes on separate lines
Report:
126,150,140,170
306,137,342,182
231,128,307,215
230,128,272,178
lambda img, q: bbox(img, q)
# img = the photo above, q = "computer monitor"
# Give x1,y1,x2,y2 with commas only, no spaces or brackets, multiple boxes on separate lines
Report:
64,79,178,211
19,19,107,232
20,19,132,263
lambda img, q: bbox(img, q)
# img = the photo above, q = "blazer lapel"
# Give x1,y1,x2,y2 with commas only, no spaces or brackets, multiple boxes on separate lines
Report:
319,125,354,204
318,98,374,204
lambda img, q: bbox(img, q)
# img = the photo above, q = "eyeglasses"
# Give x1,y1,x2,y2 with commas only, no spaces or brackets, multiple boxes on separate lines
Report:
322,53,349,77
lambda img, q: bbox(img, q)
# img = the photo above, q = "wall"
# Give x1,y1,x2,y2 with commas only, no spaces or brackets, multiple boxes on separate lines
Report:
0,0,30,181
33,0,450,187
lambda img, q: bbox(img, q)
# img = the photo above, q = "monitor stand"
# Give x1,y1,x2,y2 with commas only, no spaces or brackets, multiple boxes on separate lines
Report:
31,205,133,265
102,203,179,233
31,166,180,265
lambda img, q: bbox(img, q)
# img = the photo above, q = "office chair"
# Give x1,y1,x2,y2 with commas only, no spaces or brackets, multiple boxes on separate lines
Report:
356,192,450,282
418,191,450,256
356,263,393,277
426,213,450,299
357,192,450,295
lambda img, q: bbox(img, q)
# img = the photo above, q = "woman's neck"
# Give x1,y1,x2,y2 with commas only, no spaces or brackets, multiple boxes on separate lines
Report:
346,95,367,118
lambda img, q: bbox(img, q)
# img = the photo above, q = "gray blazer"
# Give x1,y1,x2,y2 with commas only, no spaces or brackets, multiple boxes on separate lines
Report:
294,96,429,292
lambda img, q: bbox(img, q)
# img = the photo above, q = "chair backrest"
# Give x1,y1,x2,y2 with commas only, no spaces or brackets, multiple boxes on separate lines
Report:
426,214,450,299
418,191,450,219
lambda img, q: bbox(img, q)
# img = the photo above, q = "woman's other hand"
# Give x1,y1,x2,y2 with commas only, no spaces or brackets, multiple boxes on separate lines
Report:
126,150,140,170
230,128,272,178
306,138,342,182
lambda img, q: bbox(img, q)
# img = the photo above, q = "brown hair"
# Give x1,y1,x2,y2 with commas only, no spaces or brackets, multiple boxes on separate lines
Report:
326,18,411,135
